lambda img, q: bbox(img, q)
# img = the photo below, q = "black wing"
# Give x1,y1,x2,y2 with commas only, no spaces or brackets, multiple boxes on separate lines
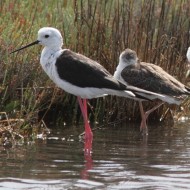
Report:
55,50,126,90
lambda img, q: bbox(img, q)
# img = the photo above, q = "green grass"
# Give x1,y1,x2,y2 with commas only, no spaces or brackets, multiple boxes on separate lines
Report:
0,0,190,142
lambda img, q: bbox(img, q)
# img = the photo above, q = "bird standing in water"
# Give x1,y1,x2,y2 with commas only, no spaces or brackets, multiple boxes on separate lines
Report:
114,48,190,134
11,28,164,151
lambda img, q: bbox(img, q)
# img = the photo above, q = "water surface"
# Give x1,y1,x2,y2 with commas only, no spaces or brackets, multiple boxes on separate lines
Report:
0,119,190,189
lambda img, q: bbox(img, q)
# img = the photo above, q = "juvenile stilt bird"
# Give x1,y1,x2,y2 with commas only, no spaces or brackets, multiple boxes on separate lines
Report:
114,48,190,134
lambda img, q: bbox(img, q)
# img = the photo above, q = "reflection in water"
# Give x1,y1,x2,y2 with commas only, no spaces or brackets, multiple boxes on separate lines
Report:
0,120,190,189
81,151,93,180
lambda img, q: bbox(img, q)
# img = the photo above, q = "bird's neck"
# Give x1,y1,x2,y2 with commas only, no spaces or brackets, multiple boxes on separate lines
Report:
114,59,138,80
40,47,63,80
42,46,62,55
41,47,62,63
114,60,125,79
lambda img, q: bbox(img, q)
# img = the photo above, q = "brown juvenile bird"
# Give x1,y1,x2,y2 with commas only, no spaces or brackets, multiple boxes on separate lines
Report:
114,48,190,134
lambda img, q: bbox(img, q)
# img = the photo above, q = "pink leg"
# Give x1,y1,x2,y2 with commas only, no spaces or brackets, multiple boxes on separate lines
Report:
77,97,87,122
139,101,148,135
77,97,93,154
82,99,93,140
140,102,164,129
145,102,164,118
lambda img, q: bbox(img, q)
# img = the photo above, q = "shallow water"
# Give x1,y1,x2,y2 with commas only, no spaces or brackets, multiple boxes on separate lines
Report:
0,119,190,190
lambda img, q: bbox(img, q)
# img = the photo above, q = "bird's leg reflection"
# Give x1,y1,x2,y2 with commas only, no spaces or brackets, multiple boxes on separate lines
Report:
81,151,93,179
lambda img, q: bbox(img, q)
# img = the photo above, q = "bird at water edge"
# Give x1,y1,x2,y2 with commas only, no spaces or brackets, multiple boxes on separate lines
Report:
114,48,190,134
10,27,165,152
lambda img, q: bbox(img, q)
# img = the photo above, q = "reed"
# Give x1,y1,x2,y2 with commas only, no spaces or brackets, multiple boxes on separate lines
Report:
0,0,190,141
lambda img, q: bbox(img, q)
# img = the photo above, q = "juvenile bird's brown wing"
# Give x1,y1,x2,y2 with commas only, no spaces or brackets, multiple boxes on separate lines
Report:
121,62,189,96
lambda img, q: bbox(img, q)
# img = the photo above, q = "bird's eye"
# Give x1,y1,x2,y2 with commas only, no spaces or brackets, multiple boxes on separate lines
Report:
44,35,49,38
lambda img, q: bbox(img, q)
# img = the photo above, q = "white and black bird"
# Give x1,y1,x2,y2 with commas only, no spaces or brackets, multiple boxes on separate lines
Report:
114,48,190,133
11,27,164,145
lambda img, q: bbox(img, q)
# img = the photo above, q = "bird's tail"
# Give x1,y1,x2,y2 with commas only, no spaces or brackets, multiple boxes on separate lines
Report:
126,85,165,100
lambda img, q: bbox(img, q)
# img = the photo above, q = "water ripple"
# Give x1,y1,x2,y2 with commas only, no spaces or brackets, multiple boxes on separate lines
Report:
0,123,190,189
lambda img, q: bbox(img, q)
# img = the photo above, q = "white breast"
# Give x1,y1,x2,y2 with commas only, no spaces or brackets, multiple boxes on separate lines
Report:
40,47,63,81
114,61,126,82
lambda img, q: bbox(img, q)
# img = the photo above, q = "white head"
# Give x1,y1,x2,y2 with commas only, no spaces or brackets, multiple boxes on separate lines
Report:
11,27,63,53
114,48,138,79
37,27,63,50
119,48,138,66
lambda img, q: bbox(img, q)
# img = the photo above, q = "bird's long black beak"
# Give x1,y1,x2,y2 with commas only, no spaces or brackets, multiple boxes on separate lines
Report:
10,40,40,54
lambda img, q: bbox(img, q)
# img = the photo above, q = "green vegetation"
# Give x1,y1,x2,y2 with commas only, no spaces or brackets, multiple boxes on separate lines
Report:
0,0,190,144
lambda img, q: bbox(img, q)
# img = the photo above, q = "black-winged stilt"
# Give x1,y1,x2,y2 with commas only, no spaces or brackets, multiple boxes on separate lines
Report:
114,48,190,134
11,28,164,150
